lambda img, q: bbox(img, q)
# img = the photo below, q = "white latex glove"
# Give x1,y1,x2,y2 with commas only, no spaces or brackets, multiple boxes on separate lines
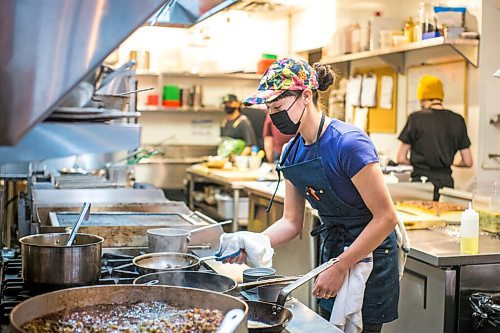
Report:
215,231,274,268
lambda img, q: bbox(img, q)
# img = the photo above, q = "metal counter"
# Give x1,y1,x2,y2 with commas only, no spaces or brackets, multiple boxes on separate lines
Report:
407,227,500,267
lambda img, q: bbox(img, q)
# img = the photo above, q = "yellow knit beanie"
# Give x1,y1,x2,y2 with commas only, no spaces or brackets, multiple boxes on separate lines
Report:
417,75,444,101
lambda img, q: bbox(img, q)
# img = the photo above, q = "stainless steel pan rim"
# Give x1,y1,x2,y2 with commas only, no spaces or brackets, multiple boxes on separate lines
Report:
19,233,104,248
133,252,202,273
9,284,249,333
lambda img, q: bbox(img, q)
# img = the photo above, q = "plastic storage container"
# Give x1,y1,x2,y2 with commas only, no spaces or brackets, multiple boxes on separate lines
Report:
473,181,500,233
162,85,180,107
257,54,277,74
460,203,479,254
215,194,250,221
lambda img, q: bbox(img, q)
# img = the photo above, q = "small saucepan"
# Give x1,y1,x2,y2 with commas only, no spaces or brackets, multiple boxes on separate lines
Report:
147,222,229,253
246,258,339,333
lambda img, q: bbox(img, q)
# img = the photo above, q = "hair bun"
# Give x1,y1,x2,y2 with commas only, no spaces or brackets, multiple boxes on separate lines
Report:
313,63,336,91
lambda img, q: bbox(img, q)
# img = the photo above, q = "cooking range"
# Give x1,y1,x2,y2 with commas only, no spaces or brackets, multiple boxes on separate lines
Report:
0,250,148,328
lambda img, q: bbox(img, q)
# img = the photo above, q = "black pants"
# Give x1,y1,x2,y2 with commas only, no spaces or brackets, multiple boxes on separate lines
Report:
411,173,454,201
319,306,383,333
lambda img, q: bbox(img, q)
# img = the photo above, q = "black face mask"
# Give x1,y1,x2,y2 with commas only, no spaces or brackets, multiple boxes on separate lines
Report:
269,94,305,135
224,106,237,114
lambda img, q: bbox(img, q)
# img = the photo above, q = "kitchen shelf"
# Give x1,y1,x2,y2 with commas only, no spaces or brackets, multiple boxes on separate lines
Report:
139,106,223,113
322,37,479,74
136,71,262,80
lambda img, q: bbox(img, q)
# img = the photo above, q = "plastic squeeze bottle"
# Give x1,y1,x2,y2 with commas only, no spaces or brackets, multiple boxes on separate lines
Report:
460,203,479,254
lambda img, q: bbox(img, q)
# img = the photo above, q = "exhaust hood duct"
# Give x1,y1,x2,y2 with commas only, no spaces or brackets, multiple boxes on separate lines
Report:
148,0,239,27
0,0,168,146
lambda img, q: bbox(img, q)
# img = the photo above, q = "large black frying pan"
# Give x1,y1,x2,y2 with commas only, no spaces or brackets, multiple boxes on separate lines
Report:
134,258,339,333
133,270,299,296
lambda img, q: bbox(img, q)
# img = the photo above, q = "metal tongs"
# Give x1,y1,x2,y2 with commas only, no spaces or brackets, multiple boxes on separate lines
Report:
66,202,91,246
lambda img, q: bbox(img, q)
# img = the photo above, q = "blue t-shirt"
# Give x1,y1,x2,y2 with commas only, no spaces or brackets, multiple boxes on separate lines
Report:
283,119,379,209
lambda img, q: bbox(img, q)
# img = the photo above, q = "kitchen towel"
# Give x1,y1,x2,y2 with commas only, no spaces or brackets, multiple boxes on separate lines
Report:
215,231,274,268
330,250,373,333
395,212,411,280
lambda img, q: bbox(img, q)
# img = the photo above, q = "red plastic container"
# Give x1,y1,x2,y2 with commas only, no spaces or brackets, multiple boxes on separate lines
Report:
257,54,277,74
162,100,180,108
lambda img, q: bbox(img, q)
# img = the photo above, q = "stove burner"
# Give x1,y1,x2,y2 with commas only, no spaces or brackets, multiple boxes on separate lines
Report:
0,252,140,325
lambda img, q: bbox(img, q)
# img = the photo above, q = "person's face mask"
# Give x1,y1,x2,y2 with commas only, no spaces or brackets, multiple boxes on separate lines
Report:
224,106,237,114
269,94,305,135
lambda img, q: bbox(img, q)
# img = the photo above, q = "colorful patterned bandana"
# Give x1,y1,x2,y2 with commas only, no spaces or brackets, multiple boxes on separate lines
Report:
243,58,319,105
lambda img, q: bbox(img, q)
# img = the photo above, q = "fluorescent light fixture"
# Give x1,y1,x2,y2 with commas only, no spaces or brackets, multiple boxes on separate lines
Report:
494,68,500,78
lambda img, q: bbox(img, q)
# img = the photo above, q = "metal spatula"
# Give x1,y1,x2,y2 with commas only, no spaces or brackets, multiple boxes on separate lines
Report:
66,202,91,246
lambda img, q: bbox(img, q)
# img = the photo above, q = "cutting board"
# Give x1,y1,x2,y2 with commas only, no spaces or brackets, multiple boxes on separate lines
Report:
396,208,447,230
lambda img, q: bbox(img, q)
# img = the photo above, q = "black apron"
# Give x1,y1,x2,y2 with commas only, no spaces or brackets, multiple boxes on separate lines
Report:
273,114,399,324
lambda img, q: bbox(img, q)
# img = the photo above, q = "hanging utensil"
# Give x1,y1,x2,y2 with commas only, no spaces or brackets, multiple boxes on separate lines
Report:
116,87,154,96
65,202,91,246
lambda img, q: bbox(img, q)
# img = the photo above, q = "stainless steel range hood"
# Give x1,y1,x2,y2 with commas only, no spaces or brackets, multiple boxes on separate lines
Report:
148,0,239,27
0,0,168,147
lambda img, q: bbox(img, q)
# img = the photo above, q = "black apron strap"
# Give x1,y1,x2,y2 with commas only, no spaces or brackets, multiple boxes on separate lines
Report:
266,113,326,213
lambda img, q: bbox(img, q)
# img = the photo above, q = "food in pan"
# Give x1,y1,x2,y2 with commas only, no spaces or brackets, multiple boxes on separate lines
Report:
247,320,272,329
397,200,465,216
22,301,224,333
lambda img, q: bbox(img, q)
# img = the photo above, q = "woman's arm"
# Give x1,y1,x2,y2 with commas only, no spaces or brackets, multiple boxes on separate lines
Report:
222,178,306,264
453,148,473,167
313,162,397,298
263,179,306,247
396,143,411,165
264,137,274,163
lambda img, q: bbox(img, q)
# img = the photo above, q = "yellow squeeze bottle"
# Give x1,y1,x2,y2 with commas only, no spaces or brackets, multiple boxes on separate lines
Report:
460,203,479,254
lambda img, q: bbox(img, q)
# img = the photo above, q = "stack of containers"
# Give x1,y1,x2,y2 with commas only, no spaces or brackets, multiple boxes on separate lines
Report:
162,85,180,108
257,54,277,74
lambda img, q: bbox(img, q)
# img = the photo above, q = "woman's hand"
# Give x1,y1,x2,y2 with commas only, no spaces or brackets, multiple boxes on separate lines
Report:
221,249,248,264
312,264,348,299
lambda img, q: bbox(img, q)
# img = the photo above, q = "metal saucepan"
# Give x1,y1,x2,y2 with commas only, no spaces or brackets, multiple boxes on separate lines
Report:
19,233,103,289
246,257,339,333
147,222,229,253
133,252,215,274
133,270,299,295
9,285,248,333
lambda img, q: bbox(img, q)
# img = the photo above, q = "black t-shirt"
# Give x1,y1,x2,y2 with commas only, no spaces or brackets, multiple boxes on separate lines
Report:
398,109,471,175
220,114,257,146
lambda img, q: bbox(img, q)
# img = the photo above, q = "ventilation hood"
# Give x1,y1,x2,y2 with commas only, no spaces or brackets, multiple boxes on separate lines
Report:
148,0,239,27
0,0,168,146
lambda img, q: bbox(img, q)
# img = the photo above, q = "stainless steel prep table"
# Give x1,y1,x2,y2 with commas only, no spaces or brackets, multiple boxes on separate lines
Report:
186,163,277,232
384,227,500,333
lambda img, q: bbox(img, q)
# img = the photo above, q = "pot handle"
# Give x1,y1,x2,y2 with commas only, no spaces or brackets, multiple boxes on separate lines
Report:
144,279,160,286
216,309,245,333
276,257,339,306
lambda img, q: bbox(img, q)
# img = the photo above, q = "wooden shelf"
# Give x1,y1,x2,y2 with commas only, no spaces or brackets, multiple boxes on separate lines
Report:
138,106,223,113
135,71,262,80
322,37,479,73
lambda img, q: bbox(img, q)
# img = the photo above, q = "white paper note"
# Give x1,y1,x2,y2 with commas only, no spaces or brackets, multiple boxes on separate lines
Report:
360,75,377,107
380,76,394,110
353,107,369,132
347,75,362,106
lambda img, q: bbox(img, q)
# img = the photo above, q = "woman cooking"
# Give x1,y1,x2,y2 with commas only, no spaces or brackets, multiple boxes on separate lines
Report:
217,58,400,332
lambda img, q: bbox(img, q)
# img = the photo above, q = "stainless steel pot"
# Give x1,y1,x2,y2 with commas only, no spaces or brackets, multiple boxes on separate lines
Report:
19,233,103,289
